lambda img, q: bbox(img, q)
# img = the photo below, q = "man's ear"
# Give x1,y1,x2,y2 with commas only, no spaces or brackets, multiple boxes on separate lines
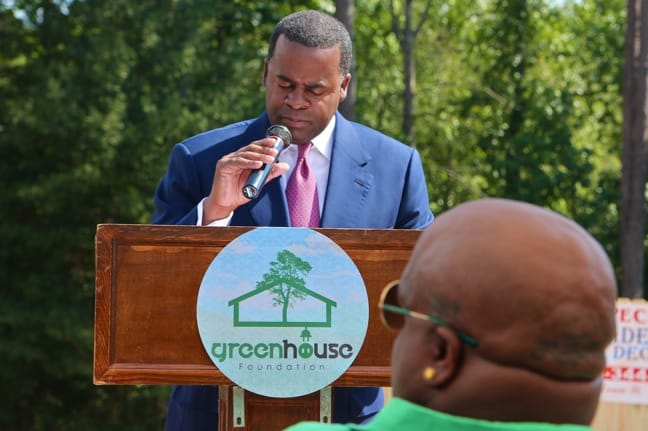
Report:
262,60,269,87
339,74,351,101
425,326,462,387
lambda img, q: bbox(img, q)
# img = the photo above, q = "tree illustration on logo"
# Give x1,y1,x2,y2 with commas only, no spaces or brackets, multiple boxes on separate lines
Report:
254,249,312,322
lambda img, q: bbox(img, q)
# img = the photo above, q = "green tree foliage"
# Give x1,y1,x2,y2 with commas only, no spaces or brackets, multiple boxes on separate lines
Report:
352,0,625,276
0,1,321,429
563,0,626,278
0,0,632,429
466,0,595,209
256,249,312,322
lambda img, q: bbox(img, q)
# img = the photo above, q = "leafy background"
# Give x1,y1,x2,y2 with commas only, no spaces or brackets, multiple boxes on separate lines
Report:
0,0,637,429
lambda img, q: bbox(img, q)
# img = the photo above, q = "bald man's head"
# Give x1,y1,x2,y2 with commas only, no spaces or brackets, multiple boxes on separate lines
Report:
411,198,615,377
389,198,617,423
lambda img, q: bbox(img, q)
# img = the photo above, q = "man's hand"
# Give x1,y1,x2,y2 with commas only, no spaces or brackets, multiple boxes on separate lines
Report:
202,137,290,225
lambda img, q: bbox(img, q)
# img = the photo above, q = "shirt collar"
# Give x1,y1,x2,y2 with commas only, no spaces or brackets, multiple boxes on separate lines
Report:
309,115,335,160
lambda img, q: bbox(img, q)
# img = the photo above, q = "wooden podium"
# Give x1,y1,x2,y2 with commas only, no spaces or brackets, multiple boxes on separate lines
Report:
94,224,420,430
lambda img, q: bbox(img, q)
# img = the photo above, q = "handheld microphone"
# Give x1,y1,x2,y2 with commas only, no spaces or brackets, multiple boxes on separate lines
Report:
242,125,292,199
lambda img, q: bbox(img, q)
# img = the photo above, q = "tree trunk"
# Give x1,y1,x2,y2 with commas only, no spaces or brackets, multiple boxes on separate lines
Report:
335,0,356,121
389,0,433,147
620,0,648,298
402,0,416,147
503,0,527,197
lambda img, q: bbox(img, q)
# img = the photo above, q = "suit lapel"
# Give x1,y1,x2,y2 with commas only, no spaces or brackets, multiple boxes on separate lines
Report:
241,112,372,228
321,114,373,228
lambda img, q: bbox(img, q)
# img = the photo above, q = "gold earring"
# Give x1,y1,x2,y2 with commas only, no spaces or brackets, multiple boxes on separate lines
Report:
423,367,436,382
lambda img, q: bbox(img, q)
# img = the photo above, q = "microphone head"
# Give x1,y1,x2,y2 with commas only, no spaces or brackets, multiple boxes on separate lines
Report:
266,125,292,146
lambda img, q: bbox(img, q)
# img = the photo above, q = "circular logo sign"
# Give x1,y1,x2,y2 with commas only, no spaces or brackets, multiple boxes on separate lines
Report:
196,227,369,398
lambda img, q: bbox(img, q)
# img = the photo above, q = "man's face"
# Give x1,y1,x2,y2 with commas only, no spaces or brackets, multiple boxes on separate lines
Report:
263,35,351,145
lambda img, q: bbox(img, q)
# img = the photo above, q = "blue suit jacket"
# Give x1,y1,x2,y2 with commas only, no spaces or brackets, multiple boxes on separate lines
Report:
152,112,433,430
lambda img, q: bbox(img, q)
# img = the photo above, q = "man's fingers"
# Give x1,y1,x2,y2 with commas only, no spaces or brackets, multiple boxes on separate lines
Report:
266,162,290,183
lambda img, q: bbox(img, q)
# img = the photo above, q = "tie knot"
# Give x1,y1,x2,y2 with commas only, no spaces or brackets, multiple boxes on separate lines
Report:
297,142,312,159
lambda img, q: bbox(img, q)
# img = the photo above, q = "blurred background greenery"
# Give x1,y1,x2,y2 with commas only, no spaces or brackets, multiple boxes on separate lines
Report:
0,0,639,429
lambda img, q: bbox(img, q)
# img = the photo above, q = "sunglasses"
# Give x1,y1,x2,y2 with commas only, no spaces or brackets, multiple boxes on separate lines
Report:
378,280,478,347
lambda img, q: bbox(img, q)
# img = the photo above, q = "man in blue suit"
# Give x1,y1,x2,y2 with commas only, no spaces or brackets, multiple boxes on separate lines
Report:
152,9,434,431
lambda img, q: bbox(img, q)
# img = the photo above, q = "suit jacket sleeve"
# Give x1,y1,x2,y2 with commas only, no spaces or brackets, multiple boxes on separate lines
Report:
151,142,204,225
151,116,269,226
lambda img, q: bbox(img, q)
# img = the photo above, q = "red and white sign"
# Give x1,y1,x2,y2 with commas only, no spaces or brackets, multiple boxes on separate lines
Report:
601,299,648,405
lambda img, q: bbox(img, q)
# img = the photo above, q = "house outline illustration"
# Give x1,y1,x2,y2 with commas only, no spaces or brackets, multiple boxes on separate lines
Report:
227,284,337,328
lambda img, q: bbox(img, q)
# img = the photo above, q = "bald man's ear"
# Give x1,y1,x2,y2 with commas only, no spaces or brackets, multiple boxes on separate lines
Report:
426,326,462,387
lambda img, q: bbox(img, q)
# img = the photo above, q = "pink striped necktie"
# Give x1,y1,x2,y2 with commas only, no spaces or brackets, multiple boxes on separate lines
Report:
286,142,320,227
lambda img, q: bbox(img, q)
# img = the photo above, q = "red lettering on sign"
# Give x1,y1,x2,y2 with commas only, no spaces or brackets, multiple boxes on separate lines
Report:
617,307,648,324
605,366,648,383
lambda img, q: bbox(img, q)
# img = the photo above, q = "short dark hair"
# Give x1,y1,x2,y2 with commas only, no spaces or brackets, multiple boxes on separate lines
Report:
267,10,353,77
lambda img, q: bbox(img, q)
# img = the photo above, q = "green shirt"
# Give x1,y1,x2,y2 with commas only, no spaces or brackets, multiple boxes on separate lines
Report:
284,398,595,431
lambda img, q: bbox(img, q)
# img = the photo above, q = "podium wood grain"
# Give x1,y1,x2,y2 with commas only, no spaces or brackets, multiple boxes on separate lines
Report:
94,224,420,387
